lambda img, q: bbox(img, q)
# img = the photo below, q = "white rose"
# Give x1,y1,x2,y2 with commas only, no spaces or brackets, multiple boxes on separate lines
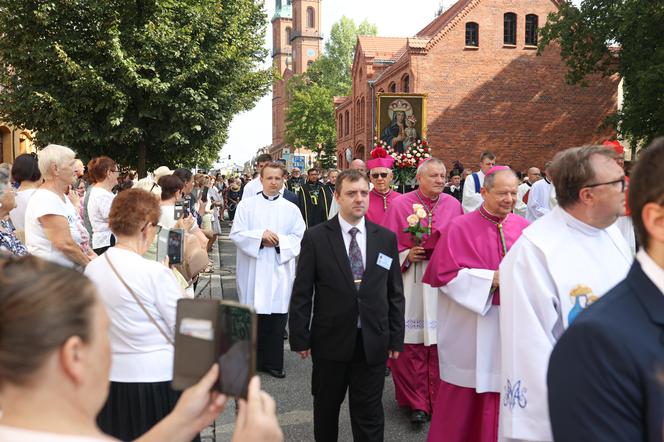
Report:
412,203,424,211
407,214,419,227
416,208,427,219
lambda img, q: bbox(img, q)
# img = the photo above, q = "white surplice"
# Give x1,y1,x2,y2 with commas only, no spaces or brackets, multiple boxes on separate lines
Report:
229,194,305,314
240,177,262,201
525,179,555,222
439,268,498,393
461,170,484,213
399,250,438,345
514,182,530,218
499,206,633,441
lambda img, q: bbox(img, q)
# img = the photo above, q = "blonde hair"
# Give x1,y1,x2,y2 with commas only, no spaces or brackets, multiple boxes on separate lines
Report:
38,144,76,178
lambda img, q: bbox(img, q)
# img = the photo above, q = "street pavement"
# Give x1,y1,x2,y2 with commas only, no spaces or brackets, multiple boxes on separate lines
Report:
198,221,430,442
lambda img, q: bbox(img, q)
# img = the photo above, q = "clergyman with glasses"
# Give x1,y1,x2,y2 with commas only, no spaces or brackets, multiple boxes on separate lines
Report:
498,145,633,442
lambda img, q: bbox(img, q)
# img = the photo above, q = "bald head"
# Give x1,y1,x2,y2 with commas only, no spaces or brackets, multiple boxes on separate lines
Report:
350,159,367,174
527,167,542,184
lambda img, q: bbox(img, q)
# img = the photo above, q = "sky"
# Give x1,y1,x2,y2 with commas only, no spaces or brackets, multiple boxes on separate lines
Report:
219,0,583,167
219,0,443,166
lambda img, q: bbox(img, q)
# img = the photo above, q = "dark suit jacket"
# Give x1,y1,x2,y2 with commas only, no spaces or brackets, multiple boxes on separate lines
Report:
548,260,664,442
289,216,405,365
282,188,300,208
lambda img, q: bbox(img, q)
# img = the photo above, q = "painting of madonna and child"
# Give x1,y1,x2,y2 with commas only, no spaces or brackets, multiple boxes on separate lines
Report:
376,94,427,153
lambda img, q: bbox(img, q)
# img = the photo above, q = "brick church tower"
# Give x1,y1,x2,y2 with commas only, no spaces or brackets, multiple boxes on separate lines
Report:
270,0,321,158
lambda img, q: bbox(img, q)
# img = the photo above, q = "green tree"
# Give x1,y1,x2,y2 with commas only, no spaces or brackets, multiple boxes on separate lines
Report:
285,16,377,168
0,0,271,175
539,0,664,145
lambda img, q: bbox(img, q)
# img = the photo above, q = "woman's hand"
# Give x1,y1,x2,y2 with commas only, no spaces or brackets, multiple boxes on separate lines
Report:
172,364,228,434
232,376,283,442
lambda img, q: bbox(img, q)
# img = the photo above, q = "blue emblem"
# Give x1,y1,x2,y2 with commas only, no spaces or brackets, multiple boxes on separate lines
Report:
503,379,528,410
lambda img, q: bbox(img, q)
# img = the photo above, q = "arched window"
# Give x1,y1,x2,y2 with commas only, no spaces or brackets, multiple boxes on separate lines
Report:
401,74,410,93
285,27,292,44
355,99,360,129
344,110,350,136
465,22,479,47
504,13,517,45
338,114,343,138
388,82,396,93
307,60,313,68
360,97,365,128
306,7,315,28
525,14,538,46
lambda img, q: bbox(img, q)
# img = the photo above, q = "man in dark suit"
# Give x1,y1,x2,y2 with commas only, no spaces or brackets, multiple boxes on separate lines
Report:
289,169,405,442
547,137,664,442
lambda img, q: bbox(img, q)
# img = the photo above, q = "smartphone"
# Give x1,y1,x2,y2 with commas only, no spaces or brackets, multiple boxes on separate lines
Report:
172,299,257,398
174,199,190,220
167,229,184,265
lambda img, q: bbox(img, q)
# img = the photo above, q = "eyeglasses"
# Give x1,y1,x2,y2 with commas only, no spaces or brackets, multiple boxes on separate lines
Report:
110,169,119,173
371,172,389,179
583,177,626,192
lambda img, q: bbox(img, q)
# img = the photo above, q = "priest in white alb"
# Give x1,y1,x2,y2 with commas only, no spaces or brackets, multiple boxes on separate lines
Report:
230,161,306,378
382,158,463,424
461,151,496,213
423,166,529,442
499,146,633,441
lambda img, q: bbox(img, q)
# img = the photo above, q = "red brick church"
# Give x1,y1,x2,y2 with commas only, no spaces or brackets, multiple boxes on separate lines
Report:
335,0,619,171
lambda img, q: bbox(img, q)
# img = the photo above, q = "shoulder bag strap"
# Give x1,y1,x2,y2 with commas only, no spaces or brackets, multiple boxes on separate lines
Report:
104,253,175,346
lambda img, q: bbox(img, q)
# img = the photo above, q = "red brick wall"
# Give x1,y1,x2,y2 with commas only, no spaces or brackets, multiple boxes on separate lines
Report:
337,0,619,173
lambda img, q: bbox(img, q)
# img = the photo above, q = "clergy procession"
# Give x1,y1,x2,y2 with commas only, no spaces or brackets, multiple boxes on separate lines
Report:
223,135,664,442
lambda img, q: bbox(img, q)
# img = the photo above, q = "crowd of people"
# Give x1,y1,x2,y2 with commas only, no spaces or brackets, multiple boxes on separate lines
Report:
1,136,662,442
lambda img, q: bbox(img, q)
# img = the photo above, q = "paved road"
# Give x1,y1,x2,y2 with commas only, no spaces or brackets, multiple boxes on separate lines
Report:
199,222,430,442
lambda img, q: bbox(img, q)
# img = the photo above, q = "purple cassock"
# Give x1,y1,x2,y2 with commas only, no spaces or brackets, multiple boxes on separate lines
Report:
422,202,529,442
381,190,463,415
366,189,400,226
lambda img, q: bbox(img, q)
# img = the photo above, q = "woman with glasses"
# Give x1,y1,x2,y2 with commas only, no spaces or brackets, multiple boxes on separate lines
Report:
84,188,186,440
87,156,119,255
0,254,284,442
24,144,96,268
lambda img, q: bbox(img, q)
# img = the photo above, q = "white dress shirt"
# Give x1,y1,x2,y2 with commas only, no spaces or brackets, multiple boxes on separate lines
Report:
338,214,366,328
338,214,367,269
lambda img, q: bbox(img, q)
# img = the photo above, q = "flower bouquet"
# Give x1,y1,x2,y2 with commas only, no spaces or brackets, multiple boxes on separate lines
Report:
404,203,430,245
374,137,432,192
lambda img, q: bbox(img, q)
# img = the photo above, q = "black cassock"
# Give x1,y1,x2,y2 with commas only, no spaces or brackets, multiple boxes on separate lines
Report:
297,182,332,228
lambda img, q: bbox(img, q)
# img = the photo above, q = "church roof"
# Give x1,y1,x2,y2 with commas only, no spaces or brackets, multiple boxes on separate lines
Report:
416,0,473,37
357,36,408,61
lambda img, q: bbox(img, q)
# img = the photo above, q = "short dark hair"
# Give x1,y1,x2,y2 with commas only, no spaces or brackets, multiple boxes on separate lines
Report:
307,168,319,174
11,153,41,184
335,169,370,193
549,146,619,208
255,153,272,164
629,137,664,249
158,175,184,201
480,151,496,162
260,161,286,177
173,168,193,184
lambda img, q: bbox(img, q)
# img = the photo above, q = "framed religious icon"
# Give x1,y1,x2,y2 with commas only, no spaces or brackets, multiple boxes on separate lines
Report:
376,93,427,154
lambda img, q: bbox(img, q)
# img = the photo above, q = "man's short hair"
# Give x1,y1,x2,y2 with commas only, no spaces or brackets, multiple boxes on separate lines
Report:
260,161,286,177
307,167,319,174
416,158,446,176
173,168,193,184
335,169,369,193
629,137,664,249
480,151,496,162
483,168,518,190
255,153,272,164
548,145,619,208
